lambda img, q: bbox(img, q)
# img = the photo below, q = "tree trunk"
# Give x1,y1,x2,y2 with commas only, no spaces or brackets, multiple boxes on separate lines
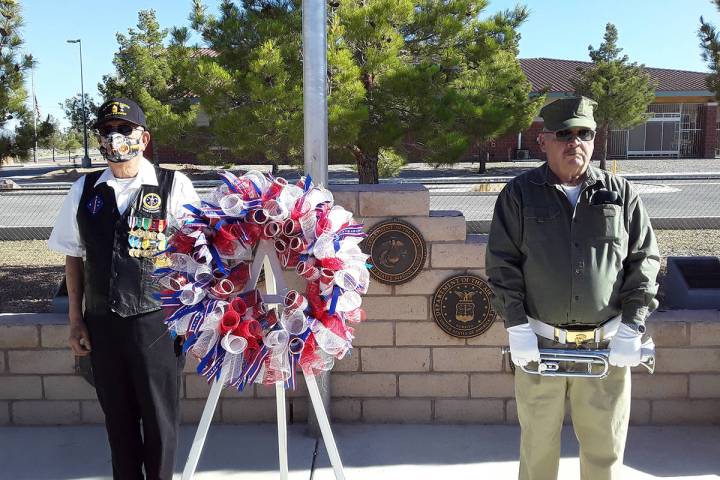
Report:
353,147,379,184
477,141,487,174
599,122,610,171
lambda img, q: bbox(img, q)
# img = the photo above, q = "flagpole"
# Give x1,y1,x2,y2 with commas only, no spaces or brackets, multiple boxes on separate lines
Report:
302,0,333,438
31,64,37,164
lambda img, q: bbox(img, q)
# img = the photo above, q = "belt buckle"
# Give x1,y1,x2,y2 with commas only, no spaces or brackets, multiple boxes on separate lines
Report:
556,327,597,347
567,329,596,347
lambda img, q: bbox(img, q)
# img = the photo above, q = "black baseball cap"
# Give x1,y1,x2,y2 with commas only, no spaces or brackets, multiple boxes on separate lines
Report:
93,97,147,129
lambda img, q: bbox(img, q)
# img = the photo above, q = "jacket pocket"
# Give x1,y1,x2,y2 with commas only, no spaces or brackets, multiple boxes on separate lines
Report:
588,204,622,240
523,206,561,243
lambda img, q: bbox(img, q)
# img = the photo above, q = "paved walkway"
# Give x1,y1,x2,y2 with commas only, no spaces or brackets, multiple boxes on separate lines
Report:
1,424,718,479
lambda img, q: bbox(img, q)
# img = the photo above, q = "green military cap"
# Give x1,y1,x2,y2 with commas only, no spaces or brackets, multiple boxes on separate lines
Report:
540,96,598,131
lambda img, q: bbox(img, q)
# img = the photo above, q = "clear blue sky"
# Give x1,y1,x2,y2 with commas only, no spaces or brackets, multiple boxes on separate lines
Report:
19,0,720,129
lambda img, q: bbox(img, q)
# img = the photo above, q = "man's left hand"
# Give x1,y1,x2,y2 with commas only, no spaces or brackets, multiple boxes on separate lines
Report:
609,323,643,367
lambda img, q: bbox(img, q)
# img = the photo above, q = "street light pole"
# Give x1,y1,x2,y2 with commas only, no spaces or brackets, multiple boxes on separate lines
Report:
67,39,91,168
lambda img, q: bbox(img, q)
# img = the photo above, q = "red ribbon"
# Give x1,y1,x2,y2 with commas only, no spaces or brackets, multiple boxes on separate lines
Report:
230,297,247,316
227,264,250,292
220,310,241,335
318,257,344,271
214,224,238,255
171,233,196,254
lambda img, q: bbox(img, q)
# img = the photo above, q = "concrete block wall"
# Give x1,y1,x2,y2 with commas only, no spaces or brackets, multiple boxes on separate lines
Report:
1,185,719,425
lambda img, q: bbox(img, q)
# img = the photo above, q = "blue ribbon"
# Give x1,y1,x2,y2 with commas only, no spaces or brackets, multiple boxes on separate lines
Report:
208,244,228,276
328,285,341,315
182,332,198,353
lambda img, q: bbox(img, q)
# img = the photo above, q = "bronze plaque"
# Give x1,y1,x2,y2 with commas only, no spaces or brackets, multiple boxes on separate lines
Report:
432,274,496,338
362,219,426,285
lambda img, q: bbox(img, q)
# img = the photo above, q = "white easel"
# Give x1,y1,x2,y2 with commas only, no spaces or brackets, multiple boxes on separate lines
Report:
181,239,345,479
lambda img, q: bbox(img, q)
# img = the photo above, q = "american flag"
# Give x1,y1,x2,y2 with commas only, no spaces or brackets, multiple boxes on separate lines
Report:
33,94,41,118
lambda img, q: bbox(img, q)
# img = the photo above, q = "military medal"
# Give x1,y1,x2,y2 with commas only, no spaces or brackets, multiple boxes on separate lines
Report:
155,255,170,268
142,217,151,230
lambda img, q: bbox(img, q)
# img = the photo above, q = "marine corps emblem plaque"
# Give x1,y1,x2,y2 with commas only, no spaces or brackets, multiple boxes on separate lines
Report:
362,219,426,285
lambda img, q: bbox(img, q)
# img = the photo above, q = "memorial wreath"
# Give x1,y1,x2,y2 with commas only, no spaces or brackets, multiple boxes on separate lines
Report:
154,170,369,391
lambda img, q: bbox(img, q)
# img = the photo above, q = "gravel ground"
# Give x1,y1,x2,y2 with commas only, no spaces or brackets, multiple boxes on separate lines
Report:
0,241,64,313
1,230,718,314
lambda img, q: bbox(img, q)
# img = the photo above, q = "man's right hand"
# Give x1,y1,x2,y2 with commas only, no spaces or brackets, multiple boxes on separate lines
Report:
69,320,92,356
507,323,540,367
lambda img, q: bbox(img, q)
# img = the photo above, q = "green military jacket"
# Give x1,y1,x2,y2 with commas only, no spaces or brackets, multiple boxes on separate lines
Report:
486,163,660,329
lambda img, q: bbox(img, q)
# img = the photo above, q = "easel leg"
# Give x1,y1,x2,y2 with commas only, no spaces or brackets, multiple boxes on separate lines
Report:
182,365,229,480
276,381,289,480
304,370,345,480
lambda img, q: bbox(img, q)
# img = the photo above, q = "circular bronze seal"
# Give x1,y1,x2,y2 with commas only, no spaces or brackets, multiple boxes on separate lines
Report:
432,274,496,338
362,219,426,285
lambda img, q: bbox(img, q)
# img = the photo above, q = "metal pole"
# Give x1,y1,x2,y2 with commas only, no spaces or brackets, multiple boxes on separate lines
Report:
302,0,329,187
31,64,37,163
78,40,91,168
302,0,332,437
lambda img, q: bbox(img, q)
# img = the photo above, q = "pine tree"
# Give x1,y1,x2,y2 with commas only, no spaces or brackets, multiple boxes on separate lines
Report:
0,0,33,131
189,0,540,183
60,93,98,136
699,1,720,99
99,10,199,156
572,23,656,170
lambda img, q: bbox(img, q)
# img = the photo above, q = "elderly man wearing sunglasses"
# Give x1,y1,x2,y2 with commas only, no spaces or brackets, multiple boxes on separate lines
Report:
48,98,199,479
486,96,660,480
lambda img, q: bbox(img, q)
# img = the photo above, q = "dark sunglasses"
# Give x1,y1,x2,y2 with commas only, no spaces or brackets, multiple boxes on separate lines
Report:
549,129,596,142
95,124,141,136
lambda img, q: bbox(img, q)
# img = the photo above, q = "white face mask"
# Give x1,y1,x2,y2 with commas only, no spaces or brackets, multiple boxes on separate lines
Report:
99,132,144,163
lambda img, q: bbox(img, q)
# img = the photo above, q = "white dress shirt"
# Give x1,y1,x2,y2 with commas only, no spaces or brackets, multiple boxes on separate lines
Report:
48,157,200,258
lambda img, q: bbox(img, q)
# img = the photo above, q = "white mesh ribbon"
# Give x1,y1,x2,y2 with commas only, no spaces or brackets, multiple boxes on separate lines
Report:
264,199,289,222
278,184,304,213
243,170,271,193
311,233,337,260
281,309,309,335
264,329,291,382
326,206,353,233
168,253,200,274
180,284,206,305
191,315,221,359
311,321,350,358
333,290,362,313
221,333,248,355
219,193,248,217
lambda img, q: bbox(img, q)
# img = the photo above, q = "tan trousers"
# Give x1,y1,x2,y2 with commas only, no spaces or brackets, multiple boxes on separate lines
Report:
515,365,631,480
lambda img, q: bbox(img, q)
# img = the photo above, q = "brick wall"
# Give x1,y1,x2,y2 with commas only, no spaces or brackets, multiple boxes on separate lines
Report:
701,103,718,159
1,186,719,425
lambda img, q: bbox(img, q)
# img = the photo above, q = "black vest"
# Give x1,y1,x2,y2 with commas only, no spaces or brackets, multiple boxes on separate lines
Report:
77,166,174,318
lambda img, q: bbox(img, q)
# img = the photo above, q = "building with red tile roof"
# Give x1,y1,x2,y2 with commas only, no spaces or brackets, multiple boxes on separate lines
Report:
485,58,717,161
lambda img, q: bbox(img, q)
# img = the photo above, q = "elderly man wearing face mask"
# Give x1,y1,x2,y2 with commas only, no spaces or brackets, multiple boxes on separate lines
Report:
48,98,199,480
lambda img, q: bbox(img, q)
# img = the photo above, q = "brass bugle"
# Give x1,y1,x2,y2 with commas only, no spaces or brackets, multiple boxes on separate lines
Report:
500,340,656,379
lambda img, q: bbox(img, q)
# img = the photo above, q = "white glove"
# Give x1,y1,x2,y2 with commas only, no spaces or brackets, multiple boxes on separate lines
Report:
609,323,643,367
507,323,540,367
